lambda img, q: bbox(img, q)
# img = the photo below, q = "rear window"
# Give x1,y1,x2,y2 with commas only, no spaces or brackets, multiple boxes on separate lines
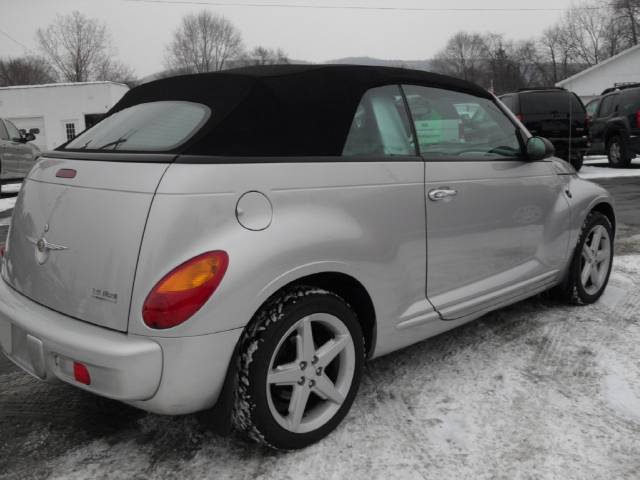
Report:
63,101,210,152
520,92,584,115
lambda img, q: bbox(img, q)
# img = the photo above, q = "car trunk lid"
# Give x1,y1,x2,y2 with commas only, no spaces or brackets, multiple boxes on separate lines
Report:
1,155,171,332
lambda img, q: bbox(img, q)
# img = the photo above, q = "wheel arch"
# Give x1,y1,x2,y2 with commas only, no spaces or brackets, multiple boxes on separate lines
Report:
591,201,616,236
267,272,377,358
604,124,627,147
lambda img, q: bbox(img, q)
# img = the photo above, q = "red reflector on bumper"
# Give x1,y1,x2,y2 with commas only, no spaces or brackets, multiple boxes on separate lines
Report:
56,168,77,179
73,362,91,385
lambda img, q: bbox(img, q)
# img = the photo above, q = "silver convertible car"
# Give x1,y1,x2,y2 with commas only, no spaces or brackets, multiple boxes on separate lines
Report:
0,65,615,449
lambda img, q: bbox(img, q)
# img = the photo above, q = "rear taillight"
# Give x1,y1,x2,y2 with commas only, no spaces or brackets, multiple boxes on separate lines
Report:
142,251,229,329
635,110,640,129
0,243,4,258
73,362,91,385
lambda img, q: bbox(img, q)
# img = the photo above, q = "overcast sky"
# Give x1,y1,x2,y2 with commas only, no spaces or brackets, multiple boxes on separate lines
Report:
0,0,580,78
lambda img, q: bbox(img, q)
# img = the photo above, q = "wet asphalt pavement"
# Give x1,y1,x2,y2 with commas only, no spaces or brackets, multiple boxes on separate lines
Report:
0,175,639,479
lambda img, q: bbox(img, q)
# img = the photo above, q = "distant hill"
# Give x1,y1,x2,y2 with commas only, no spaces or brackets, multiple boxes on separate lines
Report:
324,56,433,71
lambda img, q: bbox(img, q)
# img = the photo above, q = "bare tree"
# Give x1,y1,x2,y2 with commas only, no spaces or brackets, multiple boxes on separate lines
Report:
431,32,488,84
165,11,243,73
0,56,56,86
36,11,135,83
612,0,640,46
96,58,137,86
538,24,577,84
239,46,289,66
564,3,611,66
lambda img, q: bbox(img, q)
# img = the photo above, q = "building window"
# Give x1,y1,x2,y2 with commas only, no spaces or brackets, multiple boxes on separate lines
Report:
84,114,105,129
65,123,76,141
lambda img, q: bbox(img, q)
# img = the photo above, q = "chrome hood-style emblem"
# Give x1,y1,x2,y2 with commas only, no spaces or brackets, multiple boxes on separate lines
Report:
27,235,68,264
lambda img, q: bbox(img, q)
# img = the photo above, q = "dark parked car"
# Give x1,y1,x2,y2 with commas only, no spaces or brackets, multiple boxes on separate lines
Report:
0,118,40,194
499,88,589,170
584,83,640,168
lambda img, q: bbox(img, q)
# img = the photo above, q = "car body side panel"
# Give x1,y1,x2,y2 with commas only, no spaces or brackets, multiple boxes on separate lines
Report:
424,159,572,319
128,160,432,350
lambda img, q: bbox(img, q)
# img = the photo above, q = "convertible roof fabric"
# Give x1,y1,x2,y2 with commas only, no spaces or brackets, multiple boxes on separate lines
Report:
109,64,492,156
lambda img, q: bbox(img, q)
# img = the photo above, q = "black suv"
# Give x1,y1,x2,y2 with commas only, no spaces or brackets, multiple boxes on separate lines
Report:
584,83,640,168
499,88,589,170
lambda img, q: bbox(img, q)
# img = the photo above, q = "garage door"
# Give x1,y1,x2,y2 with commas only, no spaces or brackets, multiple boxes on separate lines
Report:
7,116,47,151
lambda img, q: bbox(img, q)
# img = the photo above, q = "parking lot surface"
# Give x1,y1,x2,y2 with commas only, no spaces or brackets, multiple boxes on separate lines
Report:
1,171,640,480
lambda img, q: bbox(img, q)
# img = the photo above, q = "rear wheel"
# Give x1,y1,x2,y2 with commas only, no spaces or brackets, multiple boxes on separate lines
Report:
556,211,613,305
607,135,632,168
232,286,364,450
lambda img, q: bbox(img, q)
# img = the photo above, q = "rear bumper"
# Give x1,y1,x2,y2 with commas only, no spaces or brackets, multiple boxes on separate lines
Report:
0,277,163,401
0,276,243,415
549,137,590,156
628,134,640,154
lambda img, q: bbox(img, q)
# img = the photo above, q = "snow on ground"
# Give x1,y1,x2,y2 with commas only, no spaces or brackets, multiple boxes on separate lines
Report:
0,197,17,216
2,252,640,479
1,183,22,195
580,156,640,180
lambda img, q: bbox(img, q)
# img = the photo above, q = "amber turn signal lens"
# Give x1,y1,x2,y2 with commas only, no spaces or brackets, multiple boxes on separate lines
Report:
142,251,229,329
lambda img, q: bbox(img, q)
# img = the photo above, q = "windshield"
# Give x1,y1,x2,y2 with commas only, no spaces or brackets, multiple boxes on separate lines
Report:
63,101,211,152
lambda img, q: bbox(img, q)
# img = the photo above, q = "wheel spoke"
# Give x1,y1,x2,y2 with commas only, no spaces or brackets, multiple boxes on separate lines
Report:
581,261,592,286
268,362,303,386
288,384,311,431
296,317,315,362
313,374,345,405
590,227,603,252
582,243,593,262
315,335,349,368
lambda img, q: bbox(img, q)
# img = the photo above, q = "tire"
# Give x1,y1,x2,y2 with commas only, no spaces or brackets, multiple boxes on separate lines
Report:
571,153,584,171
232,286,364,450
607,135,632,168
555,211,614,305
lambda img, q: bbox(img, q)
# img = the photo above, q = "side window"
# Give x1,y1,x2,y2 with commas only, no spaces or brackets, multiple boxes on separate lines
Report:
500,95,515,112
5,120,20,141
619,90,639,114
585,99,600,118
0,120,8,140
598,95,616,117
403,85,521,159
342,85,415,157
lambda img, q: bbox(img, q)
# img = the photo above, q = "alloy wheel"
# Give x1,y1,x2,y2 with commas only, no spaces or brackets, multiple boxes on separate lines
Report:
266,313,356,434
580,224,611,295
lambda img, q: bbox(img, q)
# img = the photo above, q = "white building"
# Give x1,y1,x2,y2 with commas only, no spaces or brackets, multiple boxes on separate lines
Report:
556,44,640,102
0,81,129,151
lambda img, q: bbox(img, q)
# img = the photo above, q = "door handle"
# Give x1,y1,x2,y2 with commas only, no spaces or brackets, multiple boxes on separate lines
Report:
428,188,458,201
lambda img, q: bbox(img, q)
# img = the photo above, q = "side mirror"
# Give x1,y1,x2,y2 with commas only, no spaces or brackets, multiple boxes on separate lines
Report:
25,133,36,142
29,128,40,135
526,136,555,161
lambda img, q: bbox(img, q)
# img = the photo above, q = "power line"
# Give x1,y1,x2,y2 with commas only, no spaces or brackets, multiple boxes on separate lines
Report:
123,0,609,12
0,28,35,55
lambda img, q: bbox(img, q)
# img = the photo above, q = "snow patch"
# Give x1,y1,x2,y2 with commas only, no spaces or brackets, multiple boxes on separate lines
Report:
0,196,16,214
603,359,640,421
579,156,640,179
2,183,22,194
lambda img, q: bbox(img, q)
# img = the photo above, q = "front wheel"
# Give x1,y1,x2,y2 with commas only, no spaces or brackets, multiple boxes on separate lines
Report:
556,212,614,305
232,286,364,450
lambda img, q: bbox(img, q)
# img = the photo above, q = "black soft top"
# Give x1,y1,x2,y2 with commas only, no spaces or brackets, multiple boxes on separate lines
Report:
110,64,492,157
